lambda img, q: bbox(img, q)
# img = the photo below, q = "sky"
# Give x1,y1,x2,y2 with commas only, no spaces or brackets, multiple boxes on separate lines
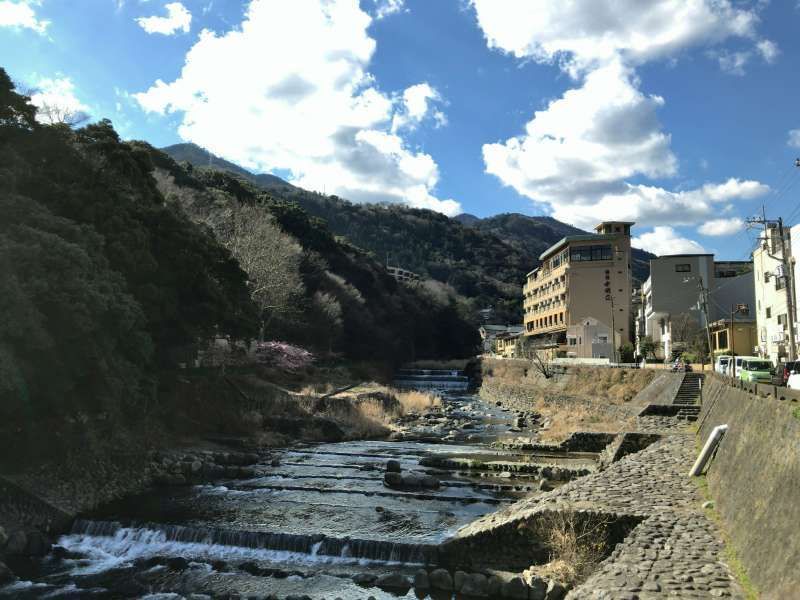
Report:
2,0,800,259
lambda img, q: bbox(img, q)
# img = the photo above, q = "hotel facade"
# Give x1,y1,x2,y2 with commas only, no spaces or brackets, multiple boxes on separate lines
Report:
522,222,633,357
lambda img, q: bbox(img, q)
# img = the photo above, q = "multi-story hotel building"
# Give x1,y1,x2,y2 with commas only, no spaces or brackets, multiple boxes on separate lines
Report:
522,222,633,355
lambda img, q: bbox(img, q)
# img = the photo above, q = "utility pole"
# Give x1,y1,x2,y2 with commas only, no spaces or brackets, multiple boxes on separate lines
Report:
747,215,798,361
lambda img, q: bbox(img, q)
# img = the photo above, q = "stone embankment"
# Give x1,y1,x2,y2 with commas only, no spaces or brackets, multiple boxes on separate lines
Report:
436,367,747,599
697,374,800,598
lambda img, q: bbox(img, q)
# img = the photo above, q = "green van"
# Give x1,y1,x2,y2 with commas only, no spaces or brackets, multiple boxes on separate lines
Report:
738,358,774,383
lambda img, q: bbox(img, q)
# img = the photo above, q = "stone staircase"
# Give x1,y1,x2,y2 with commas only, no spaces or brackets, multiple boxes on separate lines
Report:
673,372,703,421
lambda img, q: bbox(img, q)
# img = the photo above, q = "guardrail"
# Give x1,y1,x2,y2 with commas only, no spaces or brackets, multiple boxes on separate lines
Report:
706,372,800,403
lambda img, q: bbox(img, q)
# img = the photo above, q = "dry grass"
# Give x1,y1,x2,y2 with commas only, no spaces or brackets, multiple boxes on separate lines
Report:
393,389,440,413
527,511,611,586
535,398,636,442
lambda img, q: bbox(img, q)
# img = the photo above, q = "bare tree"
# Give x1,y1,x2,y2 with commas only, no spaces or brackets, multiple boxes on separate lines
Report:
219,205,305,340
35,101,90,127
516,336,555,378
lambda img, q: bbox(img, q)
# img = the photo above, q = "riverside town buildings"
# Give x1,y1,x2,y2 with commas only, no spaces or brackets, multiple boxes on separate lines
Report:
637,254,755,361
523,221,633,359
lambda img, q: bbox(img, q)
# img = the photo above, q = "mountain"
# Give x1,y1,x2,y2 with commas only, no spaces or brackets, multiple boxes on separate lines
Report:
460,213,655,283
162,143,289,189
162,143,655,321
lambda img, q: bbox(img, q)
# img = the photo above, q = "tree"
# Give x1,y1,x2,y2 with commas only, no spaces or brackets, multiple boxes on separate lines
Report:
218,205,305,339
34,101,90,127
640,336,657,361
516,336,554,378
618,342,635,363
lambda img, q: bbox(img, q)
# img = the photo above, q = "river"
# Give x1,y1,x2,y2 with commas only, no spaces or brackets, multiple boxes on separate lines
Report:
0,372,594,599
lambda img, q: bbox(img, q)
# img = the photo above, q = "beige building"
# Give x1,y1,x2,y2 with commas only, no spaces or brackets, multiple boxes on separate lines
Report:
523,222,633,357
566,317,613,359
709,319,758,357
754,224,795,362
494,331,522,358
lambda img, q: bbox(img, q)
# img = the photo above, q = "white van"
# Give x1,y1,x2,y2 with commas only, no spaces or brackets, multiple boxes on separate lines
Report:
731,356,758,379
715,355,732,375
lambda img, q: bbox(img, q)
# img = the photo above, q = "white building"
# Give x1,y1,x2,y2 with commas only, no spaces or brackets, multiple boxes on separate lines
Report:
753,224,798,363
639,254,754,360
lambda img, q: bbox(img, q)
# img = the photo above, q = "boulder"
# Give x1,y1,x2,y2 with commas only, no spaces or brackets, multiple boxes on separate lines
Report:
400,472,425,488
461,573,489,597
190,460,203,475
0,526,7,550
488,575,503,597
383,472,403,488
545,580,567,600
352,573,376,586
413,569,429,590
454,570,468,591
24,530,51,556
385,459,402,473
538,478,553,491
0,561,14,585
429,568,453,590
421,475,440,490
526,576,547,600
166,556,190,571
4,530,27,555
375,572,411,590
502,576,529,599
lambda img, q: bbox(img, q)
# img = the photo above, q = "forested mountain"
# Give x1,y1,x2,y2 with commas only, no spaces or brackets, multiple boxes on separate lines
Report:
459,213,655,283
0,71,478,453
164,143,655,322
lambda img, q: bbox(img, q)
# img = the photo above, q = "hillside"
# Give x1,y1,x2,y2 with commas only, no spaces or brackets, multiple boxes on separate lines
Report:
461,213,655,283
163,143,655,321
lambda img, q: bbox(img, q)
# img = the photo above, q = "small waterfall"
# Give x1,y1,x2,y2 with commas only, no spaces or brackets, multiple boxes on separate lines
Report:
68,520,439,565
392,369,470,391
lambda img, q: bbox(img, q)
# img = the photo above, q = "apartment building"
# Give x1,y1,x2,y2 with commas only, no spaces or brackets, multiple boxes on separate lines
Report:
753,224,797,362
640,254,755,360
386,265,420,284
523,221,633,357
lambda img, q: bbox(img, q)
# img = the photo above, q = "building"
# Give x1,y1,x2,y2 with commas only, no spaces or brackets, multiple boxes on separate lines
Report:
709,318,758,358
523,221,633,358
386,265,420,284
479,324,524,354
753,224,796,362
565,317,613,359
640,254,755,360
494,330,523,358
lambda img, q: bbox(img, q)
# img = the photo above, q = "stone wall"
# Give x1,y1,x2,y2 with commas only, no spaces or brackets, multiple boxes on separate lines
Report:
698,374,800,599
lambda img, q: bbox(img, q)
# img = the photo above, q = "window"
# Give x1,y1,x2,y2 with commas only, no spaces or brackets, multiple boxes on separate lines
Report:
717,330,728,350
776,277,786,291
766,307,772,319
570,245,613,262
597,335,608,343
568,337,577,346
675,264,691,272
778,314,788,327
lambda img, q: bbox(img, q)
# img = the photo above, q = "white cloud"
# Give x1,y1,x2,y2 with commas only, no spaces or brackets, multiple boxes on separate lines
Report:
135,0,460,216
788,129,800,149
756,39,779,63
29,76,91,124
391,82,446,132
715,50,751,76
633,226,706,256
372,0,404,19
0,0,49,33
698,217,745,236
470,0,760,77
136,2,191,35
472,0,771,230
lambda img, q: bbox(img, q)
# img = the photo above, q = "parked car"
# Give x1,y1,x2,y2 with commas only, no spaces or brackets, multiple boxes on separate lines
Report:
731,355,752,379
738,358,774,383
714,355,732,375
778,360,800,386
670,358,692,372
787,371,800,390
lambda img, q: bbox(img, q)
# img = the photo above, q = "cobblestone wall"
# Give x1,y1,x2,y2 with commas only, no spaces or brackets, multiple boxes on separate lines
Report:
699,375,800,599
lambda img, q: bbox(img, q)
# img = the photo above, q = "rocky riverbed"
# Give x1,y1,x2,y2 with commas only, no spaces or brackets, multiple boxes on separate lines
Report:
0,391,596,599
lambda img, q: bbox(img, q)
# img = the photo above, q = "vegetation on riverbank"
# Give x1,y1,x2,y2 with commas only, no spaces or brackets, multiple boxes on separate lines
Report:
480,359,657,441
0,69,476,470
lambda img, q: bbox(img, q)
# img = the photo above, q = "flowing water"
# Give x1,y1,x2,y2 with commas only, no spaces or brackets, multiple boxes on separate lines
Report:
1,372,595,598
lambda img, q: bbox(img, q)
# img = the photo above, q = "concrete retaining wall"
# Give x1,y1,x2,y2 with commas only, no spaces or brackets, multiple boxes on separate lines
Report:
698,375,800,599
631,372,684,409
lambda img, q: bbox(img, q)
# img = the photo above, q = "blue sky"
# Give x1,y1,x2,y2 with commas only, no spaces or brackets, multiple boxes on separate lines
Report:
2,0,800,259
